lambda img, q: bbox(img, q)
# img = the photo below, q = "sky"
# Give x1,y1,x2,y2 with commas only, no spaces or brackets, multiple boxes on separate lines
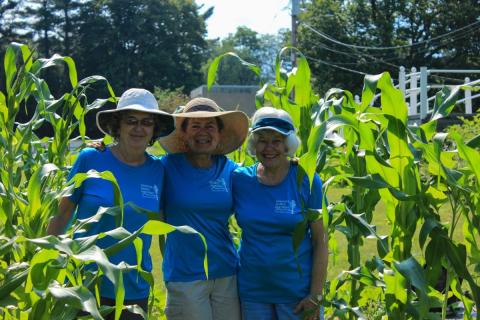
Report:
197,0,292,39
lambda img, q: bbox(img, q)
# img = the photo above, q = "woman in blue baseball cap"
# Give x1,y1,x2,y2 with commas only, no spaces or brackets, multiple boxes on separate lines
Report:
232,107,328,320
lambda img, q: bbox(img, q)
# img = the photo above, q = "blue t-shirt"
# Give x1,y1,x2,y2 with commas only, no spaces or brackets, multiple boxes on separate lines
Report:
69,148,164,300
160,153,238,282
232,163,323,303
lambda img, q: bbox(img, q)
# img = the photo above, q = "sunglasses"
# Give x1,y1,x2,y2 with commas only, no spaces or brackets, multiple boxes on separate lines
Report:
122,116,156,127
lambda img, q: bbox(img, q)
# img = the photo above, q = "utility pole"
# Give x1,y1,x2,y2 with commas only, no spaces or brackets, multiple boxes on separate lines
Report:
291,0,299,68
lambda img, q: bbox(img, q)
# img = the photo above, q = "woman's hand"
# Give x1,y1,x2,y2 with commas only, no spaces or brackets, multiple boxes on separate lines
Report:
87,140,106,151
295,295,320,320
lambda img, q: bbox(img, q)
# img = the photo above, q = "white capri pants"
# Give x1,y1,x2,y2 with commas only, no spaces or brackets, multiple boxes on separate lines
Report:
164,275,241,320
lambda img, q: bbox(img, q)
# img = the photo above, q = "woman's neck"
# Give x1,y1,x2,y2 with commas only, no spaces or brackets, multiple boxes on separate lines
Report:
257,159,290,186
185,152,213,168
111,144,146,166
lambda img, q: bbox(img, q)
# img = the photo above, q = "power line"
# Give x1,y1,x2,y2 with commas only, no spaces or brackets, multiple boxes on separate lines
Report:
301,23,476,83
300,20,480,51
305,55,369,75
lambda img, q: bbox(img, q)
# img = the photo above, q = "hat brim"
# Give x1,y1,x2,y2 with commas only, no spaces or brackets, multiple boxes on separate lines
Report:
96,106,175,139
250,126,293,136
158,110,249,155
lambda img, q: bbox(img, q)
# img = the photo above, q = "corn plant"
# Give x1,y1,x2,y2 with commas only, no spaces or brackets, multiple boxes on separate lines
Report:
0,42,208,320
208,48,480,319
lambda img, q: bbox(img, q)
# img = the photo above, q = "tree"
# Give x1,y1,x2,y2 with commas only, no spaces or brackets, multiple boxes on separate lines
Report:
204,26,287,85
0,1,21,49
53,0,83,55
297,0,480,94
72,0,209,93
17,0,60,57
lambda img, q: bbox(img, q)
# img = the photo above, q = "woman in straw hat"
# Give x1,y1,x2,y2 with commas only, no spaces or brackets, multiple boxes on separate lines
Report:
232,107,328,320
47,88,175,319
158,97,248,320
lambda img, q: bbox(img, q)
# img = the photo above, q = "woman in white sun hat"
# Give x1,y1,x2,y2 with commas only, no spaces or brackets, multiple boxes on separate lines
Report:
158,97,248,320
232,106,328,320
47,88,175,319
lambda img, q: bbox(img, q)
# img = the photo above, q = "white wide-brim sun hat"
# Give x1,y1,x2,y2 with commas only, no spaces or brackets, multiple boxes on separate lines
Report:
158,97,249,155
96,88,175,139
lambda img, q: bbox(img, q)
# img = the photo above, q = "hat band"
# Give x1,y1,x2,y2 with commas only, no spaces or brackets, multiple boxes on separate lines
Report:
251,117,294,133
186,104,219,112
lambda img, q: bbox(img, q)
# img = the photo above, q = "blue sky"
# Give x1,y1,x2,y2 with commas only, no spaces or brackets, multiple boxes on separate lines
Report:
197,0,291,39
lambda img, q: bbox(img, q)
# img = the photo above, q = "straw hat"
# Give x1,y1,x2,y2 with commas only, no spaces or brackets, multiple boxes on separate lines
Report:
96,88,175,139
158,97,249,154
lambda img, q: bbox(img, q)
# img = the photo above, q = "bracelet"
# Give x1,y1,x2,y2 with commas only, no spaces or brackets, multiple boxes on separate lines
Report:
307,293,323,305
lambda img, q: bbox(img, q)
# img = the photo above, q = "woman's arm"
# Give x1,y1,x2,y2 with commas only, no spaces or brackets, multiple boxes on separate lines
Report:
309,219,328,298
47,197,76,236
295,219,328,319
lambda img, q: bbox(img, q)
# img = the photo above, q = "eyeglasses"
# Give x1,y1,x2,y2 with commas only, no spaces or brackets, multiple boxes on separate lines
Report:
122,116,156,127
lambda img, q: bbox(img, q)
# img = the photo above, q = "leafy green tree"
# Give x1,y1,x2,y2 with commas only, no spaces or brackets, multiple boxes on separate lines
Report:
17,0,60,57
205,26,287,85
72,0,208,93
154,86,190,113
447,112,480,145
298,0,480,93
0,1,21,49
53,0,83,55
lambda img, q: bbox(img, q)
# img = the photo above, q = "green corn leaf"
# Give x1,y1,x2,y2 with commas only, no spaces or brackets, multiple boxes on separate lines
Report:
384,268,408,304
299,122,326,188
0,268,29,300
466,134,480,148
293,53,312,107
101,227,141,258
425,230,446,270
63,56,78,88
74,206,122,235
342,266,384,287
207,52,260,90
48,285,103,320
25,249,59,293
29,235,75,256
348,174,416,201
11,42,33,72
292,218,308,260
275,47,292,87
377,74,408,125
29,299,49,320
453,133,480,185
444,240,480,306
4,46,17,94
430,86,459,122
26,163,59,220
70,170,124,226
71,245,122,291
419,218,442,249
0,236,16,257
395,256,429,317
0,91,7,123
142,220,209,279
124,304,147,319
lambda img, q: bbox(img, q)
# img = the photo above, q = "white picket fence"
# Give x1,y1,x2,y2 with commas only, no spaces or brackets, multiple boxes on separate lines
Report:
398,67,480,122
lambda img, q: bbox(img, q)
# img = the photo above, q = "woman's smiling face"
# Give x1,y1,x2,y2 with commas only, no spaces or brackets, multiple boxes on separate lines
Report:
117,111,155,150
184,117,221,155
254,130,288,168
